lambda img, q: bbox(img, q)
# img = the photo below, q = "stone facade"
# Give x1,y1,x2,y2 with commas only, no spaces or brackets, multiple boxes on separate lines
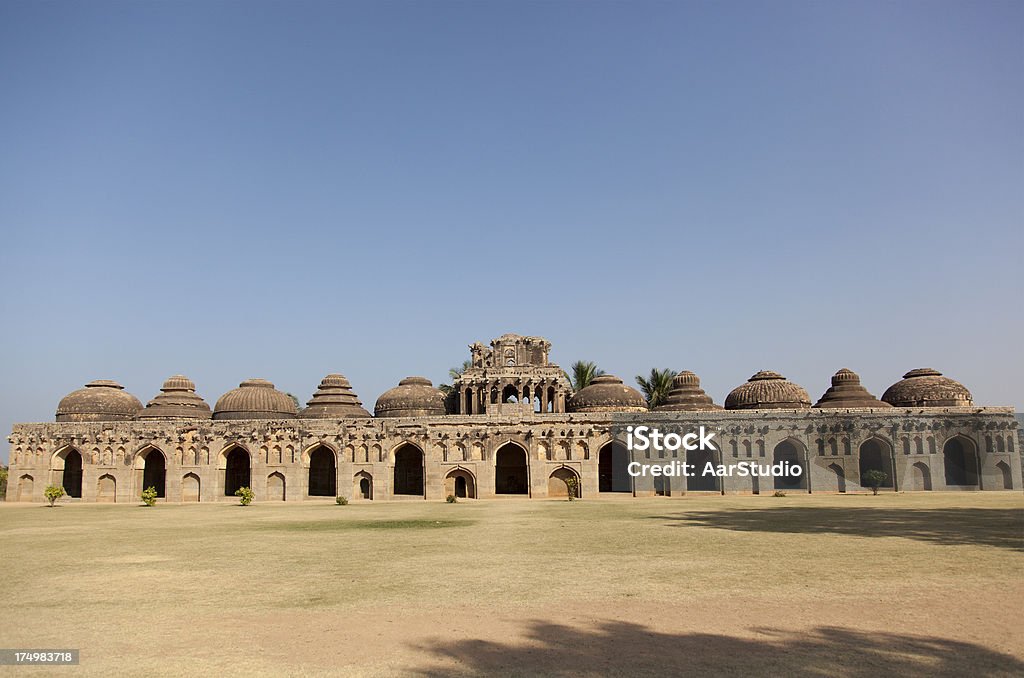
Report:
5,335,1021,502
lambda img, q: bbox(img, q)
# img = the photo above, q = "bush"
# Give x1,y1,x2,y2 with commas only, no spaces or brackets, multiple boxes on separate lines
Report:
140,486,158,507
862,469,888,495
773,490,787,497
336,496,348,505
234,486,254,506
446,494,457,503
44,485,66,507
0,466,7,501
563,476,579,501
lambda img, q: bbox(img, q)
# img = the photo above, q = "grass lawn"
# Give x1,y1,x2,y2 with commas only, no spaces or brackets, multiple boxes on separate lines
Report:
1,493,1022,676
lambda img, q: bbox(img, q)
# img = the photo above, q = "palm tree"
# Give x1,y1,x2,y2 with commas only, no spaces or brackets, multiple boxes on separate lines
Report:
439,360,474,396
636,368,676,410
565,360,605,393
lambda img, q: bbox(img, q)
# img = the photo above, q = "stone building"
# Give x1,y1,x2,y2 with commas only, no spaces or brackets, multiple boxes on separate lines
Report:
5,334,1021,503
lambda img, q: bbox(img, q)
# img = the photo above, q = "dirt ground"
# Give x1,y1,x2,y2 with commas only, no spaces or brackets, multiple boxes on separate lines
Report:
1,492,1021,676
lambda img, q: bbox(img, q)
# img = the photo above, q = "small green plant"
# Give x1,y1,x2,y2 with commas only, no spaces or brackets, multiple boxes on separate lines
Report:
336,496,348,505
234,486,254,506
44,484,66,507
140,486,158,507
446,494,457,503
862,469,888,495
0,466,8,500
563,476,579,501
773,490,787,497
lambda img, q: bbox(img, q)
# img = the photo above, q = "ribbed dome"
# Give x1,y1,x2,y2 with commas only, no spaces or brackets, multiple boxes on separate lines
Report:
138,375,212,420
56,380,143,422
374,377,446,418
654,371,722,411
301,374,370,418
212,378,299,420
881,368,973,408
813,368,891,409
724,371,811,410
567,375,648,413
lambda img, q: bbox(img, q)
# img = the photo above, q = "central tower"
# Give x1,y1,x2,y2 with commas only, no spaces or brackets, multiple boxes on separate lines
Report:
453,334,573,414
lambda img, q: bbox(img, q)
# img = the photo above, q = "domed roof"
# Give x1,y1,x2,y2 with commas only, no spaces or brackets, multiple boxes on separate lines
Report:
567,375,648,413
724,371,811,410
137,375,212,420
813,368,891,409
301,374,370,418
881,368,973,408
374,377,446,418
212,378,299,420
654,371,722,411
56,380,143,422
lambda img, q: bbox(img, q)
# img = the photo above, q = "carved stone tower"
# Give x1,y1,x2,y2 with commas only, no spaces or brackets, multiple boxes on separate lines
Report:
454,334,572,414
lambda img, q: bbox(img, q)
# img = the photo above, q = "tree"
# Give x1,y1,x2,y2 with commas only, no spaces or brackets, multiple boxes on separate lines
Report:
44,485,66,507
636,368,676,410
862,469,888,495
0,465,7,501
439,360,473,397
140,486,158,507
286,393,302,410
565,361,604,393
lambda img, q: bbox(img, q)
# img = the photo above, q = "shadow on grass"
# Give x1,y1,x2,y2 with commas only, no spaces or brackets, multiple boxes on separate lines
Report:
411,620,1023,677
649,507,1024,551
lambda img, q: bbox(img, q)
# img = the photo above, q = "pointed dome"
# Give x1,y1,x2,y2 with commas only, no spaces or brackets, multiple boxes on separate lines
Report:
724,371,811,410
654,371,722,411
567,375,648,413
212,379,299,420
56,380,143,422
813,369,891,409
138,375,212,419
881,368,973,408
301,374,370,418
374,377,446,418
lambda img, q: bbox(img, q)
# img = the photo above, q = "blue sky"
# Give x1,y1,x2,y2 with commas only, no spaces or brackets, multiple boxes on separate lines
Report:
1,1,1021,462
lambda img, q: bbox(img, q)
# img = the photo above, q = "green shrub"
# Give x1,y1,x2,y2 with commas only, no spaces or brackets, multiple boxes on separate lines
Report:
44,485,66,507
446,494,457,503
140,486,158,507
772,490,787,497
0,466,8,500
234,486,254,506
336,496,348,505
563,476,579,501
862,469,888,495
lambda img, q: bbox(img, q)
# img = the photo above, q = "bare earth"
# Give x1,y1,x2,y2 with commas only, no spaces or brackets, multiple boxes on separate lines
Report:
1,493,1021,677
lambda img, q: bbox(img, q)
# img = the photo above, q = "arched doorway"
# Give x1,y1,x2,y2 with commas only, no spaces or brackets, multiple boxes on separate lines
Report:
828,463,846,493
62,449,83,498
858,439,893,490
17,474,34,502
308,446,336,497
773,440,805,491
912,462,932,491
548,467,580,498
355,472,373,500
224,447,251,496
393,444,424,496
142,449,167,498
445,469,476,498
686,449,718,491
97,474,116,502
267,472,286,501
996,461,1013,490
182,473,201,502
495,443,528,494
598,442,631,492
943,437,979,487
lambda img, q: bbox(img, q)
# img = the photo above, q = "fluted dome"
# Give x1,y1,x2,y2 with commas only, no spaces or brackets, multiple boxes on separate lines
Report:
213,378,299,420
374,377,446,418
138,375,212,420
567,375,648,413
654,371,722,411
56,380,143,422
813,368,891,409
881,368,973,408
301,374,370,418
724,371,811,410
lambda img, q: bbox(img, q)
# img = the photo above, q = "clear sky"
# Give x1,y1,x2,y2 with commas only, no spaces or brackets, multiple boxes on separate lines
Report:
1,0,1021,463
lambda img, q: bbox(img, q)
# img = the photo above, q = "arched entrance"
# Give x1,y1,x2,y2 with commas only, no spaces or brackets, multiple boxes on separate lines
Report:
18,474,34,502
142,449,167,498
61,449,83,498
393,444,424,496
182,473,201,502
773,440,805,490
828,463,846,493
686,449,718,491
355,472,373,500
495,443,528,494
996,461,1013,490
548,467,580,498
97,474,116,502
224,447,251,496
308,446,336,497
858,439,893,490
943,437,979,487
445,468,476,499
267,472,286,501
598,442,631,492
912,462,932,491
